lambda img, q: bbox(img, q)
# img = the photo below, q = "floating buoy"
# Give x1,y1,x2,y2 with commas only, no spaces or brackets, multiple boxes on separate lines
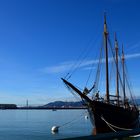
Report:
85,115,88,120
51,126,59,133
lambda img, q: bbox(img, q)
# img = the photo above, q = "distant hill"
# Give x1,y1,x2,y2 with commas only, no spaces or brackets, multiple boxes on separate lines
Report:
43,99,140,108
43,101,85,108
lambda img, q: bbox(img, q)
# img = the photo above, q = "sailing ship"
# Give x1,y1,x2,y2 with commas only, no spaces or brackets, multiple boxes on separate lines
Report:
62,14,140,134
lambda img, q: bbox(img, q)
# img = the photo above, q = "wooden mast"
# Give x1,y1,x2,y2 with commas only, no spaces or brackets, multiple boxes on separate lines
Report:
122,45,126,104
115,33,119,106
104,14,109,103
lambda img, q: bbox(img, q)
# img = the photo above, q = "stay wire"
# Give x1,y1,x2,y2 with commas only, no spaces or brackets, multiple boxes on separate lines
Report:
92,41,104,95
108,37,124,95
60,111,88,128
65,24,103,80
85,47,98,87
124,62,138,106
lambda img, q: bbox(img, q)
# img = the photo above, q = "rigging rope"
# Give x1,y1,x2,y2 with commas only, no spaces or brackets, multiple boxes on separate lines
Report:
85,41,103,94
108,38,124,95
109,56,115,89
64,25,103,80
63,81,90,107
101,116,133,131
124,62,138,106
92,42,103,95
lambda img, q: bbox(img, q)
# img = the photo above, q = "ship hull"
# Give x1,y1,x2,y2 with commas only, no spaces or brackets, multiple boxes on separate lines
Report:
88,100,139,134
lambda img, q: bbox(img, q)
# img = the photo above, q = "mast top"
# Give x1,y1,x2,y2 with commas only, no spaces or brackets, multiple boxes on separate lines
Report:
104,13,107,24
115,32,117,41
104,13,108,34
115,33,118,49
122,44,125,60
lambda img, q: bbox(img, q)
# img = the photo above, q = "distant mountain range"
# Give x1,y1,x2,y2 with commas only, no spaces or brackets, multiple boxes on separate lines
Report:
43,98,140,108
43,101,85,108
1,98,140,110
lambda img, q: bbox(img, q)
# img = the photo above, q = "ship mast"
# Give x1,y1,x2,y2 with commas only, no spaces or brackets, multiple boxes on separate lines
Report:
104,14,110,103
115,33,119,106
122,45,126,104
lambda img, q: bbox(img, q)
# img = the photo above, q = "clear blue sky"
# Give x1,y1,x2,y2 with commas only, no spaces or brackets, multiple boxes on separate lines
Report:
0,0,140,105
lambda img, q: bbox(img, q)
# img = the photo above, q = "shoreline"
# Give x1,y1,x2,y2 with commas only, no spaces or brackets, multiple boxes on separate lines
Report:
0,107,87,110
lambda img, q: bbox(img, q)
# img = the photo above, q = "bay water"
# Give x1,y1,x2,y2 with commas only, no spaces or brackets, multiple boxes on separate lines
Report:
0,109,139,140
0,109,93,140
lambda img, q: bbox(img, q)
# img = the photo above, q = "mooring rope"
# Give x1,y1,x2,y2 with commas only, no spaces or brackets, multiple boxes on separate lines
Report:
101,116,132,131
59,111,88,129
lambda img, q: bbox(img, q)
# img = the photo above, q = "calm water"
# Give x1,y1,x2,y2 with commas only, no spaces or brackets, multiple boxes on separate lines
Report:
0,109,139,140
0,109,93,140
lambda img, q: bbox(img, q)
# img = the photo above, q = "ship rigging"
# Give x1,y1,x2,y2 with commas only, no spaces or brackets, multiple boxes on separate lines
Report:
62,14,140,134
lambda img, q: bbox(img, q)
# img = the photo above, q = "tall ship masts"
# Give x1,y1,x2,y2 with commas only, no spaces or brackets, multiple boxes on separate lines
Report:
62,14,140,135
122,45,126,104
115,33,119,106
104,14,109,103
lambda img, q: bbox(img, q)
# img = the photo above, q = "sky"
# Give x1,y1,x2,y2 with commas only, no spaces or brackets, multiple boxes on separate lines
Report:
0,0,140,105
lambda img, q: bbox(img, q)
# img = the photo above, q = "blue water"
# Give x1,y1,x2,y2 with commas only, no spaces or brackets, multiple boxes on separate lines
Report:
0,109,93,140
0,109,139,140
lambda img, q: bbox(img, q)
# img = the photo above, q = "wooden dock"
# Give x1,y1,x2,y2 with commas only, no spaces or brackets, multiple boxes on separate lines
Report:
60,128,140,140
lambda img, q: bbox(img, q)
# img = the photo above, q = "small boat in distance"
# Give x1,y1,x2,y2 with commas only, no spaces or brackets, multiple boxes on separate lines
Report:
62,14,140,134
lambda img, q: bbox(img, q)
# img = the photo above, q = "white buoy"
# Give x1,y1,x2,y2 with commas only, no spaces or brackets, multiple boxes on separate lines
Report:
85,115,88,120
51,126,59,133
